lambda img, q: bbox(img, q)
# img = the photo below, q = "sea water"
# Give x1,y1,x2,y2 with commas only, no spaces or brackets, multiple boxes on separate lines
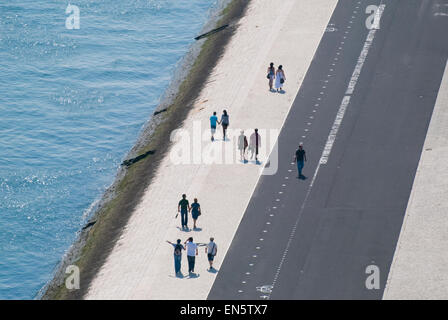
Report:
0,0,218,299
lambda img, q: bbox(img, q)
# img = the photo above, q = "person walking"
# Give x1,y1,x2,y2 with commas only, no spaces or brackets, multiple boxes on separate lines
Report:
238,130,248,162
178,194,191,230
275,65,286,92
294,143,307,179
210,112,218,141
267,62,275,91
205,237,218,270
166,239,185,276
191,198,201,229
249,129,261,163
220,110,230,141
185,237,198,274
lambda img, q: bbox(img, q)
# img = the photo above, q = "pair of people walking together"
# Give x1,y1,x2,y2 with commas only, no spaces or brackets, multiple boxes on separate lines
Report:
177,194,201,230
210,110,230,141
238,129,261,163
267,62,286,92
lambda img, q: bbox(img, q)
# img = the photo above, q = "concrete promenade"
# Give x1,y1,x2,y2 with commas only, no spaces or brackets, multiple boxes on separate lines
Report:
85,0,337,299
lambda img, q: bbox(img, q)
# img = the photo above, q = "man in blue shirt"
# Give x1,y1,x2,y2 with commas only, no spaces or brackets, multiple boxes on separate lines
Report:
210,112,218,141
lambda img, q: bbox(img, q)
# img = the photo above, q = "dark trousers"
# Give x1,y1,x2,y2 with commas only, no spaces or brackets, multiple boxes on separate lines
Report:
187,255,196,273
174,255,181,274
181,209,188,227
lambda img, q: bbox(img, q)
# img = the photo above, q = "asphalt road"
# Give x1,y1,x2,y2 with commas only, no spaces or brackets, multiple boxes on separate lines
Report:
208,0,448,299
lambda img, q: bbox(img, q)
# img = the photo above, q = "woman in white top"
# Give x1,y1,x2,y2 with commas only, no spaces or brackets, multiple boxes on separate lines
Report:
275,65,286,92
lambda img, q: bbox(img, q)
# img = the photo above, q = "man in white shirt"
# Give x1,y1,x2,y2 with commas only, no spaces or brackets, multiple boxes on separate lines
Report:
205,237,218,270
185,237,198,274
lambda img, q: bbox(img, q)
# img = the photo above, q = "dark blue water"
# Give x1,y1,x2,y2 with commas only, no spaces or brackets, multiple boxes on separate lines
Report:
0,0,217,299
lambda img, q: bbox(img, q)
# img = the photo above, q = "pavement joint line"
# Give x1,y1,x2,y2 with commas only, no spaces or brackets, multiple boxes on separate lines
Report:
267,4,385,298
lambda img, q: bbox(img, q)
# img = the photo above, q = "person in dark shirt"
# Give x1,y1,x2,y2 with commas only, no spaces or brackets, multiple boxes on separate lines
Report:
178,194,191,229
294,143,307,178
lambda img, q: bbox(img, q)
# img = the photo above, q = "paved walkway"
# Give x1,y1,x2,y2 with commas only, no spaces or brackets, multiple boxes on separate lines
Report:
384,60,448,299
85,0,336,299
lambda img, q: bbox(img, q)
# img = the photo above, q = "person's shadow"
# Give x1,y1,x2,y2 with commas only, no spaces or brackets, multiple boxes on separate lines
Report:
168,272,185,279
192,227,202,232
176,226,191,232
298,174,308,180
207,267,219,274
187,272,200,279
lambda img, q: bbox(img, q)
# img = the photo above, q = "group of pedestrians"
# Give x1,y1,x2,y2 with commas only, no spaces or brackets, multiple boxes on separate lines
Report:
167,61,308,279
167,237,218,276
177,194,201,230
267,62,286,92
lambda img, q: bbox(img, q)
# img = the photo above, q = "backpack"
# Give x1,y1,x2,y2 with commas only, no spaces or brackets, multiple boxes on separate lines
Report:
174,244,182,256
